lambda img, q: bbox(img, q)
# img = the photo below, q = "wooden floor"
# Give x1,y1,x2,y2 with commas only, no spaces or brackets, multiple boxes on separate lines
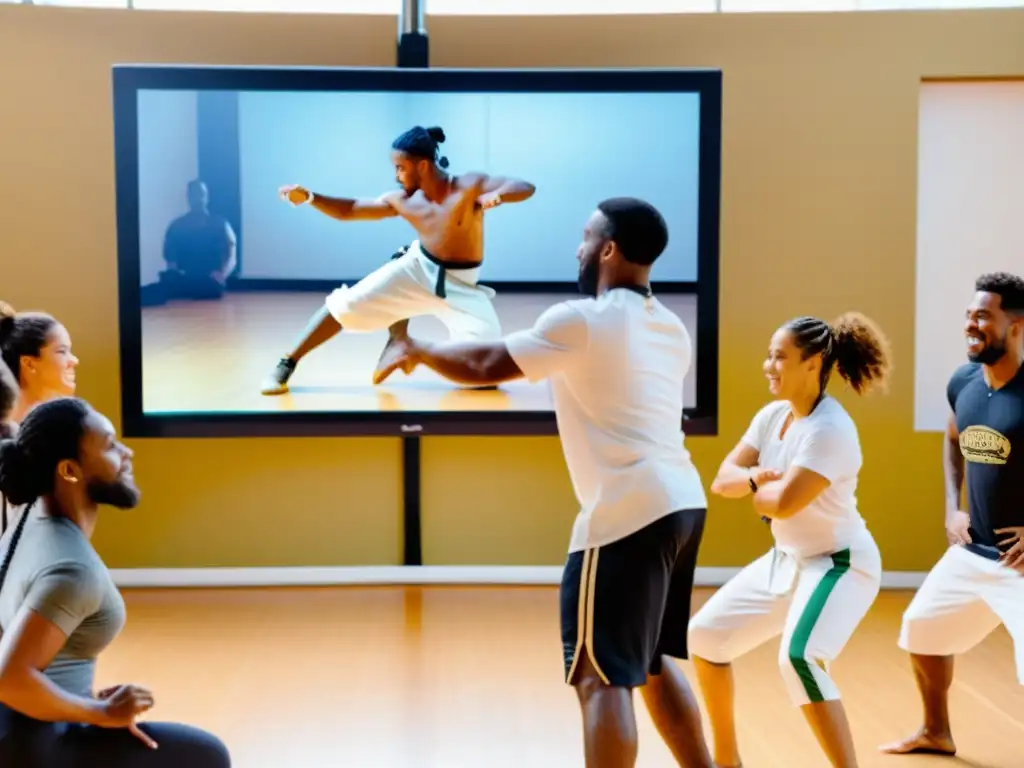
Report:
98,585,1022,768
139,291,698,415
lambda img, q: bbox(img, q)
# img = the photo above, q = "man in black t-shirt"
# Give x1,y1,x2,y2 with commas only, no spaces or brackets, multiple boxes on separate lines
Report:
882,272,1024,757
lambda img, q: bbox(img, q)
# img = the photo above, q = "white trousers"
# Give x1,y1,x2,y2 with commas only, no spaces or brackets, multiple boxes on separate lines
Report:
688,530,882,706
898,544,1024,684
323,240,502,341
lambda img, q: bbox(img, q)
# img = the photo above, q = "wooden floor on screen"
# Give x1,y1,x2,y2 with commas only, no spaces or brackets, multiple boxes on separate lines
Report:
138,291,698,415
140,291,555,415
102,585,1021,768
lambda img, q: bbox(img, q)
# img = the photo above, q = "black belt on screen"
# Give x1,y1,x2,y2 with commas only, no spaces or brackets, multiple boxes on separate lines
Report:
389,243,483,299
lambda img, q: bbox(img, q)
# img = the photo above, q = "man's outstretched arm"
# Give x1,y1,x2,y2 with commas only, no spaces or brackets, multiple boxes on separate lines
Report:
281,185,401,221
412,341,524,386
311,191,401,221
378,302,588,387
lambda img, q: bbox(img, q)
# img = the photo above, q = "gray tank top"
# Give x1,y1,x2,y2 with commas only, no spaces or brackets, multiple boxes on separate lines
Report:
0,508,126,698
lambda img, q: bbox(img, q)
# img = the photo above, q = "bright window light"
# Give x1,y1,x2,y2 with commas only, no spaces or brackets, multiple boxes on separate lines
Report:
720,0,855,10
17,0,129,7
859,0,1024,7
130,0,398,12
9,0,1024,13
427,0,716,13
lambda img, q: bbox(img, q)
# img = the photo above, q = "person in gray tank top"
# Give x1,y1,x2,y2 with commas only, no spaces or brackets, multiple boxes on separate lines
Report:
0,397,230,767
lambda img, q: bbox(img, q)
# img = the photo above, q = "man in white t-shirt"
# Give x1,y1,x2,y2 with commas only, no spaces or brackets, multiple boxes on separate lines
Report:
376,197,713,768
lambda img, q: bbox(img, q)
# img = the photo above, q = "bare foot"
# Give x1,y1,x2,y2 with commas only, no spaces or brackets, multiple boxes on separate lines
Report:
879,729,956,756
373,336,412,385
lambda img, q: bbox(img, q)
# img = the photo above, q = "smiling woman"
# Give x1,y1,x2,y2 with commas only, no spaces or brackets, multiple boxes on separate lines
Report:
0,303,79,427
689,311,893,768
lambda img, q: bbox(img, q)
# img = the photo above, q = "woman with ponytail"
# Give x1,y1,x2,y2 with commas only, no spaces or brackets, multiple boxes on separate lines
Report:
0,302,78,426
687,312,893,768
0,302,79,534
0,398,230,766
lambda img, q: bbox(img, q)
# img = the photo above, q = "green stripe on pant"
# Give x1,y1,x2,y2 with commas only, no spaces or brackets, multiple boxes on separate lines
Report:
787,549,852,703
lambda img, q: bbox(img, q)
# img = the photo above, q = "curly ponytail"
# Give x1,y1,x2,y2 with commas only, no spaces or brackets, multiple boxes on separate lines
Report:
786,312,893,397
828,312,893,395
0,439,33,594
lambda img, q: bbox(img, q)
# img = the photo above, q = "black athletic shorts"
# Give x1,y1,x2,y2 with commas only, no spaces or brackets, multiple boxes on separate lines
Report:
560,507,706,688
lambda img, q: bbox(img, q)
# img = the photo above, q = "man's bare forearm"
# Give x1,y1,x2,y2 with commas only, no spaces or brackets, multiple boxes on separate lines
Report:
494,179,536,204
0,668,105,725
220,247,237,277
415,342,507,386
310,194,395,221
943,433,965,516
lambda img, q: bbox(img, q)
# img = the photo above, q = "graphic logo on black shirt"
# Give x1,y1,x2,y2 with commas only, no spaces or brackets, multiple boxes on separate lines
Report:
960,425,1011,465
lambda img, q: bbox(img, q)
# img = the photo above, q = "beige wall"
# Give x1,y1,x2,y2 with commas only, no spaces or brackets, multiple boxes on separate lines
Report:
1,6,1022,572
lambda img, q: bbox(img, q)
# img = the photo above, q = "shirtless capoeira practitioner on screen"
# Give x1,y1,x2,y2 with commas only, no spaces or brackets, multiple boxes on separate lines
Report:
260,125,536,395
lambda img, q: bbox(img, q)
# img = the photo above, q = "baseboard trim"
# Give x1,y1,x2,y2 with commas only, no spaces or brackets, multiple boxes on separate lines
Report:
109,565,928,590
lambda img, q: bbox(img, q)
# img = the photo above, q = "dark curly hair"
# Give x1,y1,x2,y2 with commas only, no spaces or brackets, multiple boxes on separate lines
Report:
0,301,60,384
0,397,92,590
0,360,16,438
975,271,1024,316
785,312,893,396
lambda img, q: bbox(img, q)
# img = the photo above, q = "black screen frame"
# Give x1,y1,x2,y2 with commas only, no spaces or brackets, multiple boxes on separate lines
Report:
112,65,722,439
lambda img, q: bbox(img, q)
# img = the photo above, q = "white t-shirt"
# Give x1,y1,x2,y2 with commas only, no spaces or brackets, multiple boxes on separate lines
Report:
504,288,707,553
741,396,867,558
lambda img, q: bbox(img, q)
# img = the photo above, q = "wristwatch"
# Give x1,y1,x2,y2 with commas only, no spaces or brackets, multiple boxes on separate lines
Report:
750,471,770,524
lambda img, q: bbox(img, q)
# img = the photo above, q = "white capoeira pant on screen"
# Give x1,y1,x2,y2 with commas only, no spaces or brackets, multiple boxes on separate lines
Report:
898,544,1024,684
689,396,883,707
324,239,502,341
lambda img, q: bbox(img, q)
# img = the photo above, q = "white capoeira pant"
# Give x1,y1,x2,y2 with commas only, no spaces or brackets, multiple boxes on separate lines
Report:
688,528,882,706
323,239,502,341
898,543,1024,684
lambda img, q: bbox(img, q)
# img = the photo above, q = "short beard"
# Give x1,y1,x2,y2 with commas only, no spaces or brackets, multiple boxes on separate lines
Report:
577,258,599,298
968,334,1007,365
87,479,141,510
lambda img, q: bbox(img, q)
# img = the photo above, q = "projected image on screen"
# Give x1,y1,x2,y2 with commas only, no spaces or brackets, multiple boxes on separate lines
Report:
136,88,702,416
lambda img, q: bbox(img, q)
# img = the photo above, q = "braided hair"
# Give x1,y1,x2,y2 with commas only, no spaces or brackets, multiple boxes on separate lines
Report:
0,397,92,597
391,125,449,169
0,360,18,533
785,312,893,398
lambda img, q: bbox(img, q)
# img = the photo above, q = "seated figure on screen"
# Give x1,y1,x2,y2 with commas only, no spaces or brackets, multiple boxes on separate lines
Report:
376,198,715,768
260,125,536,395
140,180,238,307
